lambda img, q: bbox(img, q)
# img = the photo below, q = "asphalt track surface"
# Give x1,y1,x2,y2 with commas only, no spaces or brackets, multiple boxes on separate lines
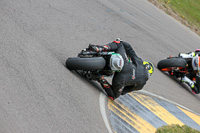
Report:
0,0,200,133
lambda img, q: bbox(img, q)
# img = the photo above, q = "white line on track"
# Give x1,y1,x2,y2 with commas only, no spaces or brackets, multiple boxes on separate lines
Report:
99,93,113,133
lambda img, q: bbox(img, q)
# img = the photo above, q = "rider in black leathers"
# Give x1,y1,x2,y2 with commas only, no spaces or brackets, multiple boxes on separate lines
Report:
89,39,154,100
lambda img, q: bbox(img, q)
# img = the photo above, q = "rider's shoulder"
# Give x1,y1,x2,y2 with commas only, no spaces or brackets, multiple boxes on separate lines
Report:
113,38,125,44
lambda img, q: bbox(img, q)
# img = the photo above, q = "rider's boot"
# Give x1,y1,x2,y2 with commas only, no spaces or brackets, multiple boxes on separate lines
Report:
191,86,199,94
181,76,199,94
98,77,115,100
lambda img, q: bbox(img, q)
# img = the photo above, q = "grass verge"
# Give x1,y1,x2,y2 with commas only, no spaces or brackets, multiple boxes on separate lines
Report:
156,124,200,133
148,0,200,36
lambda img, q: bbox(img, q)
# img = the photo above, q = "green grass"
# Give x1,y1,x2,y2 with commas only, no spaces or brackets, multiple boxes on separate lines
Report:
156,124,200,133
161,0,200,29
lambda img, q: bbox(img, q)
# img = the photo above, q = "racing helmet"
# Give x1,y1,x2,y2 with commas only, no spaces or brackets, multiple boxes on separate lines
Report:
192,54,200,70
143,61,154,76
110,53,124,71
195,49,200,52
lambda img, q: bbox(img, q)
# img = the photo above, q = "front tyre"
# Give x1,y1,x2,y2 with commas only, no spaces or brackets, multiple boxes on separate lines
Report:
66,57,106,71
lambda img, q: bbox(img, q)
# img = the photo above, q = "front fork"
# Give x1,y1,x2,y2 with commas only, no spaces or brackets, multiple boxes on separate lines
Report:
77,70,92,79
77,70,100,80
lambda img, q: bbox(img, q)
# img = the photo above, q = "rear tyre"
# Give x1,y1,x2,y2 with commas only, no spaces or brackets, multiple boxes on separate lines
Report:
157,57,187,70
66,57,106,71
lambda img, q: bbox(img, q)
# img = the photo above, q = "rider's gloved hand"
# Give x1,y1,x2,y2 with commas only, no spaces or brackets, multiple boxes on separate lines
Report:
89,44,103,52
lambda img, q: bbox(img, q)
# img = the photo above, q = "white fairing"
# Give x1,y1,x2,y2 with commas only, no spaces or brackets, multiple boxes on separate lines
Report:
180,52,195,58
192,55,200,70
110,54,124,71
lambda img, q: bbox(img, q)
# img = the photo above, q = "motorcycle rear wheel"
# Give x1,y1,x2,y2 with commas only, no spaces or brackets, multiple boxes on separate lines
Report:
157,57,187,71
66,57,106,71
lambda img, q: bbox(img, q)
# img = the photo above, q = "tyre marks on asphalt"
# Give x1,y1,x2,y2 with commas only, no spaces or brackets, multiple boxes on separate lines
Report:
108,93,200,133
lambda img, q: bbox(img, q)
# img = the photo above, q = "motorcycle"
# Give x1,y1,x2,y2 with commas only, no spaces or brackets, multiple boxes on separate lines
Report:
66,46,124,80
157,56,200,94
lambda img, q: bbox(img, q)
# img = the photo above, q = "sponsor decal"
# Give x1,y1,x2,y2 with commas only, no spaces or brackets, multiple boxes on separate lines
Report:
119,60,121,67
132,69,136,80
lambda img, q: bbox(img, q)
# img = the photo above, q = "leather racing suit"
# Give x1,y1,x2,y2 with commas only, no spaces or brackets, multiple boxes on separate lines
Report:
92,40,149,99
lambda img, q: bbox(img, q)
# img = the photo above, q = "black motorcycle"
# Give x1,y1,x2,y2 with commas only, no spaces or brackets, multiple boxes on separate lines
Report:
66,46,124,80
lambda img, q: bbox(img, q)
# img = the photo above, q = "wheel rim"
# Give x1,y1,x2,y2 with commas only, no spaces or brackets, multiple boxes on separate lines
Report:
161,67,184,71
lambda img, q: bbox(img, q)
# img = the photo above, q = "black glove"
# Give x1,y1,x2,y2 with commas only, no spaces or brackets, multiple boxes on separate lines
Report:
89,44,102,52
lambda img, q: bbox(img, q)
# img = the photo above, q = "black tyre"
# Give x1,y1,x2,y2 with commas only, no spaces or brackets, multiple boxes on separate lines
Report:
157,57,187,70
66,57,106,70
